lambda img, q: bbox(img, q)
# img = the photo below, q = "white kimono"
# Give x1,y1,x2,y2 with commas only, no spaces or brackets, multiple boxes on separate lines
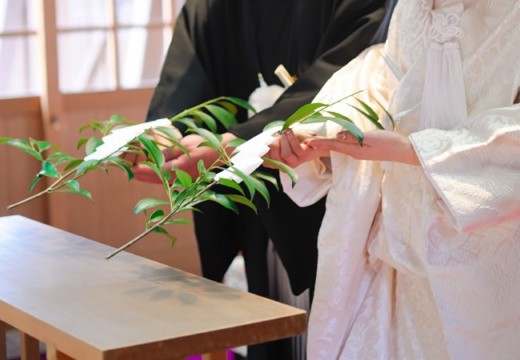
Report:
281,0,520,359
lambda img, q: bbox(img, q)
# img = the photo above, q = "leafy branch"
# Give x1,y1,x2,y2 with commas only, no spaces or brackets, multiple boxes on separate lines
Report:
1,91,391,258
1,97,277,258
268,90,394,145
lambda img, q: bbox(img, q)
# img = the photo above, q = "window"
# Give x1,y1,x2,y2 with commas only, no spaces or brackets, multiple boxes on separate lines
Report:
0,0,184,98
0,0,40,98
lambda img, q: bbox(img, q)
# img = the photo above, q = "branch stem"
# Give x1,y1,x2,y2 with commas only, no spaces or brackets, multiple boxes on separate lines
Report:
105,180,217,260
7,167,78,210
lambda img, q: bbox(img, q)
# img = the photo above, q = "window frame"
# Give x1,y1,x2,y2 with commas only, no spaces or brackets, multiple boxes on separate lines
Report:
0,0,182,102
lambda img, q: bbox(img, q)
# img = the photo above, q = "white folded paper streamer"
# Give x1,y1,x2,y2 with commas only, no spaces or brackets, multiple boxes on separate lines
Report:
84,118,173,161
214,126,281,183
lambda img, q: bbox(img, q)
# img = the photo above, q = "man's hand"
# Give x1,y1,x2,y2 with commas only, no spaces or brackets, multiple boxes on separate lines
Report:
131,132,238,184
266,129,329,168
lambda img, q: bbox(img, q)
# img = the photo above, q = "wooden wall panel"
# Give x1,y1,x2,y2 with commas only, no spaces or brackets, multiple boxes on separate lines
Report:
0,98,47,223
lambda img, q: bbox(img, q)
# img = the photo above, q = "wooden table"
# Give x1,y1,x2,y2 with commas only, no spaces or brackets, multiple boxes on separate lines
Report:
0,215,306,360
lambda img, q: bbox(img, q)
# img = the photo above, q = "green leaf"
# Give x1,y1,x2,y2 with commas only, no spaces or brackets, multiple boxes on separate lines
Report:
202,191,239,214
171,189,189,207
353,98,384,130
225,96,256,114
191,128,223,152
217,177,245,195
355,98,378,119
193,110,217,132
226,138,246,149
282,103,327,131
174,117,197,130
138,135,165,167
47,152,76,166
328,117,364,145
66,179,80,192
76,137,89,150
0,137,9,144
30,138,51,153
64,159,84,172
79,119,112,134
263,158,299,186
225,194,257,213
152,226,177,246
78,122,94,133
299,114,327,124
108,114,135,127
203,170,216,183
326,111,354,123
197,159,208,176
168,137,189,156
152,225,168,234
243,173,270,205
60,188,93,201
163,218,192,226
195,160,215,183
349,104,380,129
225,166,255,198
77,189,94,201
149,209,165,222
253,172,279,190
154,126,182,143
147,128,188,156
223,165,271,204
206,104,237,129
372,97,394,129
142,161,171,183
106,157,134,180
29,175,43,192
173,166,193,188
4,138,43,161
76,159,100,175
85,137,103,155
217,100,238,115
39,161,60,178
134,198,169,215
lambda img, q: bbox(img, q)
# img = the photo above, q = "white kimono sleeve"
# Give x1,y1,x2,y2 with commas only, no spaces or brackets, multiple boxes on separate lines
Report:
410,106,520,232
280,157,332,207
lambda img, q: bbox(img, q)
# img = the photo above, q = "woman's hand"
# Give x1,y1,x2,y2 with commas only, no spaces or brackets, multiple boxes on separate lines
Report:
266,128,420,168
306,129,420,165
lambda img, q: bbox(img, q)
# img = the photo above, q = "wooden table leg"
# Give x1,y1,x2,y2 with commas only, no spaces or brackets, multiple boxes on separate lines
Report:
202,349,228,360
0,321,7,360
46,344,75,360
20,332,40,360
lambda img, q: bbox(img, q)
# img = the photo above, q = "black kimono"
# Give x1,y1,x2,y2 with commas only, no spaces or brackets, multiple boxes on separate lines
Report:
147,0,390,358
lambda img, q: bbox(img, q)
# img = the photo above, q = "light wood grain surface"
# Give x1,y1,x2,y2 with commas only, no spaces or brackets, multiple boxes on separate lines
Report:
0,215,306,360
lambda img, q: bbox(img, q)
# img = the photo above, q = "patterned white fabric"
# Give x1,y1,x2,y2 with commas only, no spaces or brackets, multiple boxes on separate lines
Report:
281,0,520,359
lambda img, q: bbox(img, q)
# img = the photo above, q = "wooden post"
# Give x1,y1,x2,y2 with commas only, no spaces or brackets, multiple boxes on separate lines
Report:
0,321,7,360
20,332,40,360
46,344,75,360
202,350,228,360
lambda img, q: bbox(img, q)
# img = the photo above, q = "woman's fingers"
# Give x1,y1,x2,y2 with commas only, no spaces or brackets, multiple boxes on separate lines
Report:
310,130,419,165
